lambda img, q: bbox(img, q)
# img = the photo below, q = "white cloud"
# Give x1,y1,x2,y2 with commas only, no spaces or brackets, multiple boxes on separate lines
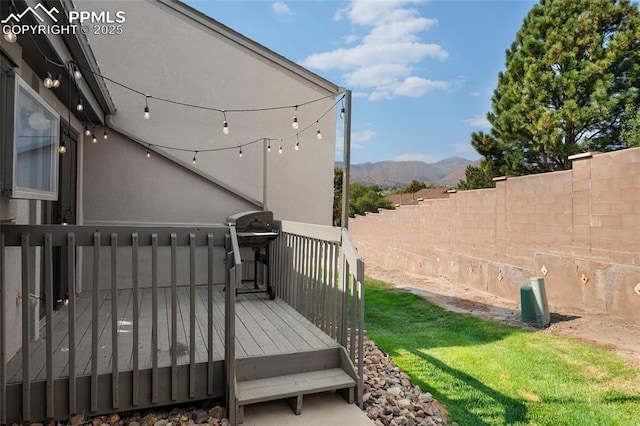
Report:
463,116,491,128
272,2,293,18
343,34,358,44
468,91,481,97
351,129,376,142
393,153,438,163
369,76,450,101
303,0,449,100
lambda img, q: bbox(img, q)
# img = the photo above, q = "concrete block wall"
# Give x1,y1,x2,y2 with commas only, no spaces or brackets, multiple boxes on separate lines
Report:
350,148,640,320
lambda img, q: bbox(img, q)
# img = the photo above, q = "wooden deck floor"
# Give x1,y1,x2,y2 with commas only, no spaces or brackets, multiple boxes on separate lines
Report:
6,285,339,384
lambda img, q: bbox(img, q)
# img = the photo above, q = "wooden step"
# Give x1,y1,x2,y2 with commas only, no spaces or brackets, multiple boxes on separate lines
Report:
236,368,356,422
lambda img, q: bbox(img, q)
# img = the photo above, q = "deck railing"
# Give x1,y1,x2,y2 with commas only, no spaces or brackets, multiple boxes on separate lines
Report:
0,221,362,423
0,224,240,424
270,220,365,406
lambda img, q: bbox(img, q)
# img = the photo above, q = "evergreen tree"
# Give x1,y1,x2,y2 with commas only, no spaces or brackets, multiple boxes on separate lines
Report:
462,0,640,188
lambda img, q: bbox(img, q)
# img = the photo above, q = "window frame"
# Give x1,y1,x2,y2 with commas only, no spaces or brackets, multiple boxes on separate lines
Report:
9,74,60,200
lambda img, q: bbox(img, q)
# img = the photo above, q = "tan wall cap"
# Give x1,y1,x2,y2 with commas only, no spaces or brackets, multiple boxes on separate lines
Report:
492,176,507,182
568,152,600,161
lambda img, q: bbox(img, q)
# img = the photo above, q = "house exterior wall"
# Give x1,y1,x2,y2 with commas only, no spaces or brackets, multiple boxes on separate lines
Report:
81,0,339,226
350,148,640,320
1,50,85,361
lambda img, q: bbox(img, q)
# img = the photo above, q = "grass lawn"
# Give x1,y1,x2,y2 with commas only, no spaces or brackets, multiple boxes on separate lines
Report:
364,278,640,426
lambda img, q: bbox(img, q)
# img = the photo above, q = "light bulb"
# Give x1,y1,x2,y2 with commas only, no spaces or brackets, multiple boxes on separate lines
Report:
73,68,82,80
76,99,83,112
144,106,150,119
146,150,151,158
103,130,108,140
292,115,298,129
58,144,67,154
92,134,97,143
223,121,229,135
267,143,271,153
62,217,68,226
278,146,283,154
52,75,61,88
239,148,243,158
192,152,197,165
3,29,17,43
340,107,345,119
295,142,300,151
84,125,91,136
316,129,322,140
44,72,53,88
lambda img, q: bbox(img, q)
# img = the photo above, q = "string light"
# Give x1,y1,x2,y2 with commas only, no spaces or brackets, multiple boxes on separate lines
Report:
43,72,53,88
92,132,98,143
103,130,108,140
340,107,345,119
52,74,62,88
3,27,17,43
292,106,299,129
222,111,229,135
58,142,67,154
192,151,198,164
73,64,82,80
84,124,91,136
61,60,347,160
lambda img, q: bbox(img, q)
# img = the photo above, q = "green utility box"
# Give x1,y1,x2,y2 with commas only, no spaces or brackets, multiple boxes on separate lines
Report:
520,285,536,324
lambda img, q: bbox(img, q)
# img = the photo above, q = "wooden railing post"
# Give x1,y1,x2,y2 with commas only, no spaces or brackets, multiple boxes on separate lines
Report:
225,226,241,426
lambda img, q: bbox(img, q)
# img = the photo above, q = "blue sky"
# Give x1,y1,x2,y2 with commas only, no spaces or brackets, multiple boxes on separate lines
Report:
183,0,536,164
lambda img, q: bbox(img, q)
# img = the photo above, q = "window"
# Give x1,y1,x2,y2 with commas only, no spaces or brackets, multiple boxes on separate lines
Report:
3,75,60,200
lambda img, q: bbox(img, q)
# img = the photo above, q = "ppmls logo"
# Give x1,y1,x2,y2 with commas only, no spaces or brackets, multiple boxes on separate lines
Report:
2,3,127,40
1,3,60,25
2,2,77,38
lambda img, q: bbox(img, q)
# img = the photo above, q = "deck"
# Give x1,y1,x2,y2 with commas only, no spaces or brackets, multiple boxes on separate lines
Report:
1,223,364,425
6,285,338,383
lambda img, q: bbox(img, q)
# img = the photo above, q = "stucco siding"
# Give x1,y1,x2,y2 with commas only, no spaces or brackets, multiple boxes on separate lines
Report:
82,0,338,225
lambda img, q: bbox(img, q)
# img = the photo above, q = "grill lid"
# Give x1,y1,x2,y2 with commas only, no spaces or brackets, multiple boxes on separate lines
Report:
226,210,273,232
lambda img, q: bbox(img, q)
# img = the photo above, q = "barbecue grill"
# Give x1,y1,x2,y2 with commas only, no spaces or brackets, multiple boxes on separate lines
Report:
226,210,278,299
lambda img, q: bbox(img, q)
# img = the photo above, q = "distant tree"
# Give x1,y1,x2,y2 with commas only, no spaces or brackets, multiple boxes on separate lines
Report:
333,167,343,226
349,183,394,218
405,180,429,194
458,164,496,190
390,180,433,195
333,167,395,226
464,0,640,189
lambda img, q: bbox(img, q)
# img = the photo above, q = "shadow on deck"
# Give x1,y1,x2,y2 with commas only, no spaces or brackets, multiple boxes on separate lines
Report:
5,285,348,422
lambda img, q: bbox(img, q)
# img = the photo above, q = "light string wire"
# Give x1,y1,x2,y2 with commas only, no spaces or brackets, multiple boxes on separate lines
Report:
69,61,345,156
12,0,347,160
10,0,346,157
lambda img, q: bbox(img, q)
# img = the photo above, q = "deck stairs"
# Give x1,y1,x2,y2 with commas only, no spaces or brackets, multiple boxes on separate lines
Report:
235,346,358,422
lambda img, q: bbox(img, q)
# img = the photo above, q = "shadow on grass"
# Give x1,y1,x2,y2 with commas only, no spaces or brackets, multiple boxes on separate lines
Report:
408,349,528,425
366,280,529,424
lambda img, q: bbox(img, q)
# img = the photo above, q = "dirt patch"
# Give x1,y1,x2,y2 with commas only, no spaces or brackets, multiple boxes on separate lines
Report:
366,264,640,367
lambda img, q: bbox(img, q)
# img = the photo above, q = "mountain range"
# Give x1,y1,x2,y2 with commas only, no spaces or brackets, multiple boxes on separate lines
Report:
337,157,475,188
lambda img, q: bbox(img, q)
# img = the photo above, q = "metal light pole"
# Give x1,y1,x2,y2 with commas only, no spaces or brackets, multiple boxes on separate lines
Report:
341,90,352,229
